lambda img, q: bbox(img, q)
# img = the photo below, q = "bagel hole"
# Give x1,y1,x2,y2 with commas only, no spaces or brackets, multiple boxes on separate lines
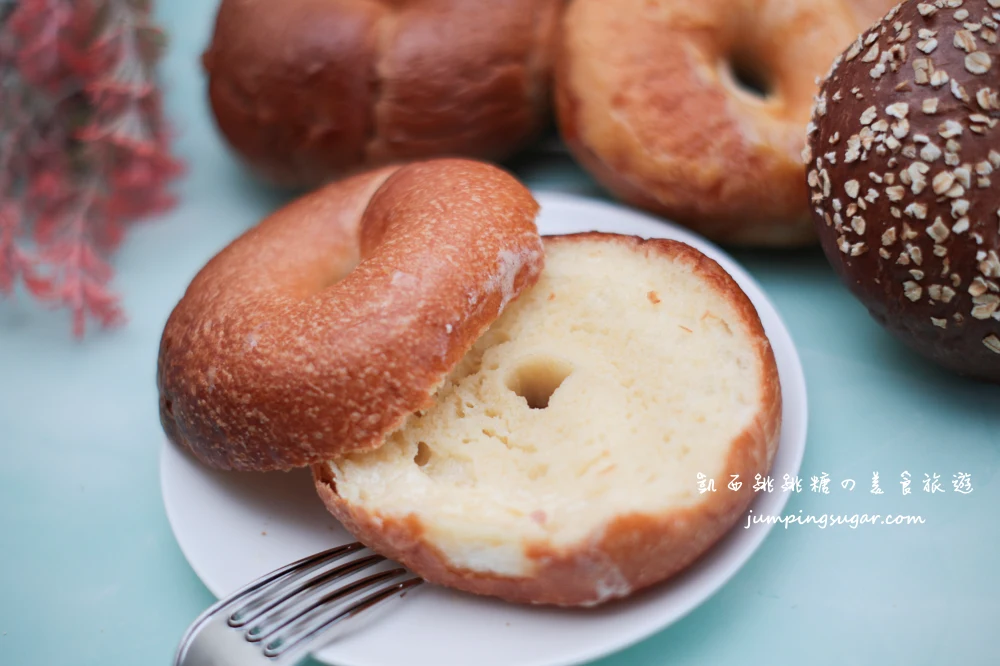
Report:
506,358,573,409
413,441,432,467
727,56,772,100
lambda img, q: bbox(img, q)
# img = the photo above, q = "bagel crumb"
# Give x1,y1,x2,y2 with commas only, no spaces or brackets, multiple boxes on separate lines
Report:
326,237,777,601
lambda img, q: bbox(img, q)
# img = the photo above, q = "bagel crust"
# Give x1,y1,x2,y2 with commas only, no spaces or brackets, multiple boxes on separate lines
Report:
314,234,782,606
806,0,1000,382
203,0,561,187
158,160,544,471
555,0,897,246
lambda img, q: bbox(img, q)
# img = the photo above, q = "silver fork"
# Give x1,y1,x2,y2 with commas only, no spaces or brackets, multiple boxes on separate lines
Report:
174,542,423,666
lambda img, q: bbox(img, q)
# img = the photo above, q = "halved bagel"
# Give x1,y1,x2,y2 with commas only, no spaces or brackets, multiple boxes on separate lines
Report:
157,159,544,472
315,233,782,606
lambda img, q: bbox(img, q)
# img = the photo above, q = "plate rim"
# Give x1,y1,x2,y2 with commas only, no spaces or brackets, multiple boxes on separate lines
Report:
161,190,809,666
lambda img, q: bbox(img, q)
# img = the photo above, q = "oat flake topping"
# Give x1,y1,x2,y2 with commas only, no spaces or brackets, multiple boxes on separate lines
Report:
806,0,1000,372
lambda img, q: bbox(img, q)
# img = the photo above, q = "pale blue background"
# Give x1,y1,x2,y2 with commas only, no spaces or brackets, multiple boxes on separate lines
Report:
1,2,998,665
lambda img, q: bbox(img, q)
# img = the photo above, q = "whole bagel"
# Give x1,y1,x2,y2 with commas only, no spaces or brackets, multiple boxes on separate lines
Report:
806,0,1000,382
555,0,898,246
203,0,562,187
157,159,545,471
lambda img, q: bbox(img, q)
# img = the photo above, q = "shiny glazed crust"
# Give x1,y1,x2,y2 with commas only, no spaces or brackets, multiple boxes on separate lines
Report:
806,0,1000,381
555,0,897,246
157,159,544,471
203,0,562,187
313,234,782,607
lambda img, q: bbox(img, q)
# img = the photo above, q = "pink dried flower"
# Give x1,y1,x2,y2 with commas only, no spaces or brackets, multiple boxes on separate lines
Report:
0,0,182,337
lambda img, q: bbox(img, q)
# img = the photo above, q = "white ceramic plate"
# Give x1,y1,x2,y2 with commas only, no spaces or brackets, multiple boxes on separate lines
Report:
161,192,808,666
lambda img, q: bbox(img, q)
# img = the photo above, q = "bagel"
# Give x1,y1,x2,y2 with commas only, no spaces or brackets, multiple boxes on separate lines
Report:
203,0,562,187
157,159,545,471
315,233,782,607
555,0,898,246
805,0,1000,381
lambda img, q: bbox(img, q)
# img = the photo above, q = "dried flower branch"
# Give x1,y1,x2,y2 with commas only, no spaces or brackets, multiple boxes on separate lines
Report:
0,0,182,336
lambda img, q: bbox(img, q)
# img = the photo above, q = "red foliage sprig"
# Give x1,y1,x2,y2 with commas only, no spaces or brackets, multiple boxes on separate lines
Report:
0,0,182,337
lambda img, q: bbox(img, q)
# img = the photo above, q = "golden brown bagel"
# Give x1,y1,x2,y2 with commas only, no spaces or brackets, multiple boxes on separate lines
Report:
555,0,898,246
203,0,562,187
157,159,544,471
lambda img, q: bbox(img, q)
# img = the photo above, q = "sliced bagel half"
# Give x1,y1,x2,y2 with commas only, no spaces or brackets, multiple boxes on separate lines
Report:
314,233,781,606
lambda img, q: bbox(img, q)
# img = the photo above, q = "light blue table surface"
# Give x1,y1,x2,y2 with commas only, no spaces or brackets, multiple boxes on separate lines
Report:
2,2,999,665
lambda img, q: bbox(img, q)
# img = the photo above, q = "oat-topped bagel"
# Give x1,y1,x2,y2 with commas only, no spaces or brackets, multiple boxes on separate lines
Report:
806,0,1000,381
157,159,544,471
203,0,562,187
555,0,898,246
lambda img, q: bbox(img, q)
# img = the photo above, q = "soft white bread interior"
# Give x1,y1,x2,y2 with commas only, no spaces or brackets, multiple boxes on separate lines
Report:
314,233,781,606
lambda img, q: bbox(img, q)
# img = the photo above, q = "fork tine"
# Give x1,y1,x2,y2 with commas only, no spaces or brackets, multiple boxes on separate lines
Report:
253,568,407,645
262,574,424,660
174,542,365,659
242,554,390,639
227,542,368,626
